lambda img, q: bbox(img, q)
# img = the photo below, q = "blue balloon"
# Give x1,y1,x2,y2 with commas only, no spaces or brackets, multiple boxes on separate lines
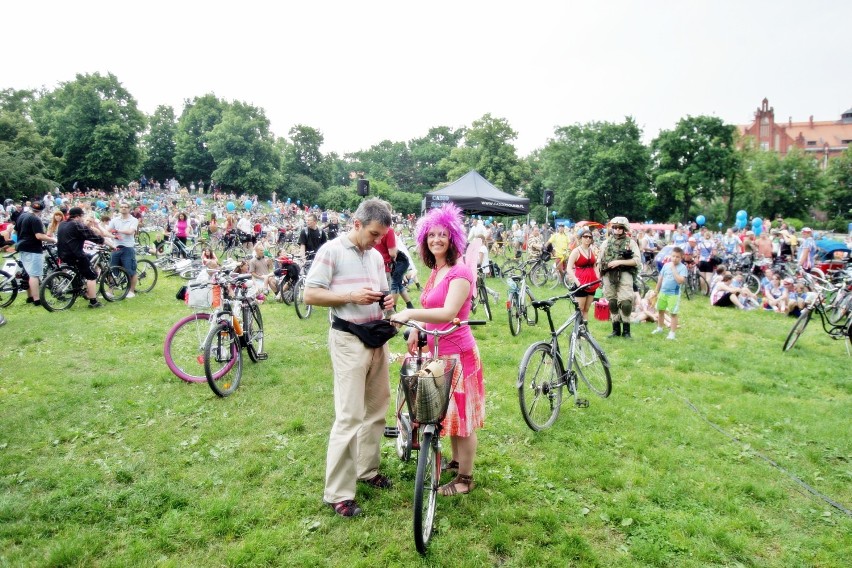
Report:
718,222,723,228
297,200,301,205
55,197,63,205
551,211,557,217
696,215,706,226
226,201,236,212
267,200,272,205
152,202,160,210
752,217,762,227
244,200,253,211
735,219,746,229
286,198,291,203
196,197,202,205
736,210,747,220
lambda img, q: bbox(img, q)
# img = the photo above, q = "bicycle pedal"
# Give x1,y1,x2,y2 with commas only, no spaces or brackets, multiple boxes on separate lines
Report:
254,352,269,360
575,398,590,408
383,426,399,438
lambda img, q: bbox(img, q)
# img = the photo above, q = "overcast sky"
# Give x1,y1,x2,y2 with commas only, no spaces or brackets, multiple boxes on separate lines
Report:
3,0,850,157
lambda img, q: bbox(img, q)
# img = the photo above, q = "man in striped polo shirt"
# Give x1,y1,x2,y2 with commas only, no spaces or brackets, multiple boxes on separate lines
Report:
304,198,395,518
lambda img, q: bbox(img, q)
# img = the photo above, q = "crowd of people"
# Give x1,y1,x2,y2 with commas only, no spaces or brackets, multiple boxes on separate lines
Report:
3,186,849,522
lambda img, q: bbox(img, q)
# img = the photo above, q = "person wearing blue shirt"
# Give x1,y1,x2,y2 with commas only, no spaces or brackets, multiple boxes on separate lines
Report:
652,247,688,340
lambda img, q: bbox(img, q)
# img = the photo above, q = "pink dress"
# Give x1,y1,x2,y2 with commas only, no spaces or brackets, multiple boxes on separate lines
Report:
419,264,485,437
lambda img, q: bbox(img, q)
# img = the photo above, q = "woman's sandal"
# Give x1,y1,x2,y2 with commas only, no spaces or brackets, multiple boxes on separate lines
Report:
438,473,474,496
441,460,459,473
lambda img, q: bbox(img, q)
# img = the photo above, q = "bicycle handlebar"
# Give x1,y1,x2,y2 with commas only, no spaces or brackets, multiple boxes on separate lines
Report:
531,279,602,310
397,318,486,337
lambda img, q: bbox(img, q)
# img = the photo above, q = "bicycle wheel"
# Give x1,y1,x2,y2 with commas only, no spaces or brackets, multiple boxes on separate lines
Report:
638,274,657,297
135,259,158,293
478,283,492,321
203,321,243,397
518,341,564,431
507,292,522,336
529,263,548,287
0,269,18,308
137,231,151,246
40,270,79,312
179,266,203,280
744,273,760,296
163,312,212,383
100,265,130,301
413,429,440,556
572,332,612,398
395,381,412,462
524,289,538,326
244,302,264,362
783,308,813,352
294,279,312,319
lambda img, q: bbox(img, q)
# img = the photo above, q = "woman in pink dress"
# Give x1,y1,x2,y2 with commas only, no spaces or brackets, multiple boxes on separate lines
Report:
391,203,483,496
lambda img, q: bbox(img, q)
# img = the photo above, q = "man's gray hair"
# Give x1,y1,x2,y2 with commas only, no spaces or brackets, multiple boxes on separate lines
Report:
353,198,392,228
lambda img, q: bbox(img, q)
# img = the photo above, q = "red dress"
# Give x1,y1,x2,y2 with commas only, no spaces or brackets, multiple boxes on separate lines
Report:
574,249,599,293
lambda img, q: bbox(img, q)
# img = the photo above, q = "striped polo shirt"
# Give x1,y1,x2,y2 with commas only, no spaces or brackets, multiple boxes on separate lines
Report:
305,233,389,324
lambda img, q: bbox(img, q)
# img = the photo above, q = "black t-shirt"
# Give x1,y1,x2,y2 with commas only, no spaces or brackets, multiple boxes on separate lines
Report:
13,212,46,253
57,219,104,261
298,226,327,254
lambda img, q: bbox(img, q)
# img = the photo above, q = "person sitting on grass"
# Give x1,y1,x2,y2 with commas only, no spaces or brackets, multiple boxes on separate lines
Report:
786,279,813,317
762,274,788,312
731,272,760,309
652,246,687,340
710,273,747,309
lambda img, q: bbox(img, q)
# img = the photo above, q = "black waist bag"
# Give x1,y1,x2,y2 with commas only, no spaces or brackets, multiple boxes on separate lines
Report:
332,316,398,348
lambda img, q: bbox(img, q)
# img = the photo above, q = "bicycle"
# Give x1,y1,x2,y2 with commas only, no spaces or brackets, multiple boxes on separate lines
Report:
39,245,131,311
517,280,612,431
202,272,268,396
783,285,852,354
0,245,62,307
504,264,540,336
682,262,709,300
386,318,485,555
470,263,499,321
293,252,315,319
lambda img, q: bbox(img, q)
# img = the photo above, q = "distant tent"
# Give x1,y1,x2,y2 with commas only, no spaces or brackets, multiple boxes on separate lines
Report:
423,170,529,216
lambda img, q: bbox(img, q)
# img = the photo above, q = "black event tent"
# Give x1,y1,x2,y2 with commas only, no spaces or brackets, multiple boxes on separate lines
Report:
423,170,529,216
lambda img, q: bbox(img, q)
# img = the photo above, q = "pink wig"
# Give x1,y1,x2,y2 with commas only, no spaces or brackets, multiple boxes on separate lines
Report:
415,203,467,265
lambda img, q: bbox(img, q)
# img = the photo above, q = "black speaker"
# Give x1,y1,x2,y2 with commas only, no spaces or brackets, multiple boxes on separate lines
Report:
357,179,370,197
543,189,554,206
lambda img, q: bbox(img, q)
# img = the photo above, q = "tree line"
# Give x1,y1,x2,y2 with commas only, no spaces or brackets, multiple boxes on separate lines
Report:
1,72,850,227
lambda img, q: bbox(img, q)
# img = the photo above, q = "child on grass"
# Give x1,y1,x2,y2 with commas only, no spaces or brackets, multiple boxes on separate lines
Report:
653,246,687,340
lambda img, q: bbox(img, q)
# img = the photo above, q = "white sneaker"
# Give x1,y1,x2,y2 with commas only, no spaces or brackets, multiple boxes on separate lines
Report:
666,332,676,340
126,291,136,298
651,327,664,334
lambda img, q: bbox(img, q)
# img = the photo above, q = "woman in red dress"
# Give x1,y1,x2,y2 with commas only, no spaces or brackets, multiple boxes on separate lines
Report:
565,227,601,324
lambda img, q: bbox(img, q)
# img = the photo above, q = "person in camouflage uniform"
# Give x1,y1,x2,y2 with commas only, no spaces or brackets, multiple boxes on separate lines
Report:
597,216,641,338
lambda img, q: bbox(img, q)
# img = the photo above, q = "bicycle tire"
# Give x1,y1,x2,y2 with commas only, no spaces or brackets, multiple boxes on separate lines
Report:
294,279,312,319
744,273,760,296
100,265,130,301
0,269,18,308
826,295,850,326
529,263,548,287
783,308,813,352
137,231,151,246
572,332,612,398
518,341,564,431
413,429,439,556
508,292,522,336
245,302,264,363
524,289,538,326
163,312,213,383
135,259,158,293
395,381,413,461
479,282,492,321
179,266,203,280
40,270,79,312
204,321,243,397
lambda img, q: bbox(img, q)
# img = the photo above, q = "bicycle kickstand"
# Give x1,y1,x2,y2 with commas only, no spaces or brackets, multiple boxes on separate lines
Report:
575,398,590,408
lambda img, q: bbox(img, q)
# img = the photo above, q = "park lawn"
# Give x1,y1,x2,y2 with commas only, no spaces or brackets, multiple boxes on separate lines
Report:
0,265,849,567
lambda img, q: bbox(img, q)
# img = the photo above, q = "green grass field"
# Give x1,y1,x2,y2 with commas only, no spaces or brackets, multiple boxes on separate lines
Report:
1,264,850,567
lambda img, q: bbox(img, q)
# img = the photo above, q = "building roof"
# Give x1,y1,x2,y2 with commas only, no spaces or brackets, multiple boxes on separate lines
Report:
789,120,852,148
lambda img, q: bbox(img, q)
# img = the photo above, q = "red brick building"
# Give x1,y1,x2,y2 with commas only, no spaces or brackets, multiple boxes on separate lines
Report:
739,98,852,168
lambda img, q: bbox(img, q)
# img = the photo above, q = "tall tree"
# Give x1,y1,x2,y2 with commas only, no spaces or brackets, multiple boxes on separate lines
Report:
441,114,527,192
174,94,224,185
32,72,144,189
0,89,62,198
283,125,325,183
824,146,852,220
739,147,825,220
650,115,738,223
141,105,177,183
407,126,463,192
541,118,650,222
206,101,281,197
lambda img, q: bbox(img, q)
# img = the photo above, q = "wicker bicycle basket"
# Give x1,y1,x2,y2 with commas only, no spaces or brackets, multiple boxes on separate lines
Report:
399,357,458,424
